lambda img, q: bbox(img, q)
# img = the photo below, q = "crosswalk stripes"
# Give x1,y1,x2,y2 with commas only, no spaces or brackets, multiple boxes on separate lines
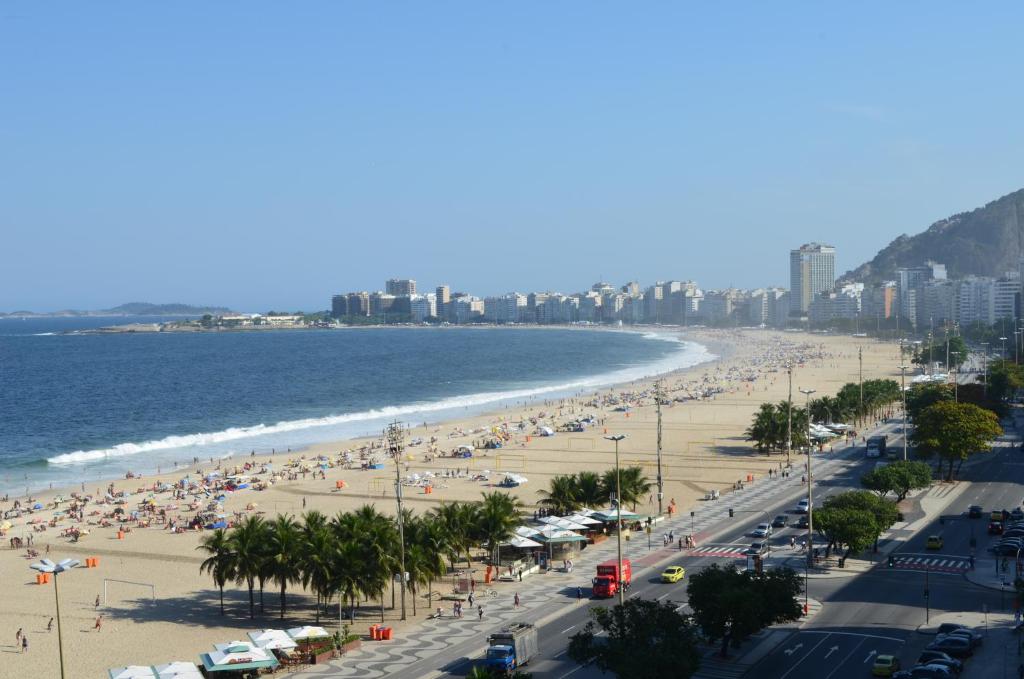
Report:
690,545,750,558
890,553,971,574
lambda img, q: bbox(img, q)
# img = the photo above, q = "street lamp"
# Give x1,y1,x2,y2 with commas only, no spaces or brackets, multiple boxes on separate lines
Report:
950,352,961,402
30,558,80,679
898,365,909,461
799,387,815,615
982,342,990,397
1001,337,1008,360
604,434,627,607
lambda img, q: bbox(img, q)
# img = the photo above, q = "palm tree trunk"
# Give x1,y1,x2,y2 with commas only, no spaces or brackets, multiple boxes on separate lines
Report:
412,586,417,616
219,585,224,616
247,577,255,619
379,591,385,623
280,583,287,619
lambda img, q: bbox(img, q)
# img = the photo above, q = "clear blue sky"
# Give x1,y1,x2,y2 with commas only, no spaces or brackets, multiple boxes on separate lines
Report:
3,3,1024,312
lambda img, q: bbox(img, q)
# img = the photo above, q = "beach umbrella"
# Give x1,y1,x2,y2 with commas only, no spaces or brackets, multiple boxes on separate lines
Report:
32,502,43,510
0,521,12,531
286,625,330,641
502,535,543,549
201,642,278,674
248,629,296,650
109,666,157,679
152,662,202,678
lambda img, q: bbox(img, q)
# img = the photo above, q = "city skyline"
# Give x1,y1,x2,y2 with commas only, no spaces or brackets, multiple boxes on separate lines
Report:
5,4,1024,310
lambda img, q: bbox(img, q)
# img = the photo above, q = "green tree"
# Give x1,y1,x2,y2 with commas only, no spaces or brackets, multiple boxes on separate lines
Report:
265,514,303,619
429,501,479,569
403,512,447,616
687,564,802,657
477,491,524,565
989,359,1024,401
860,460,932,502
197,528,236,616
905,383,954,421
230,515,267,619
299,512,336,624
537,475,581,515
819,490,898,554
912,401,1003,480
574,471,606,507
568,598,700,679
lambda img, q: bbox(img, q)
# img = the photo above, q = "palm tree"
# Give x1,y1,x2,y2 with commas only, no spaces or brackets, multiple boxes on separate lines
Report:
230,515,267,619
351,505,399,622
299,512,335,624
403,514,446,616
197,528,236,616
573,471,604,507
477,491,524,566
537,475,580,515
745,402,779,452
618,466,652,510
429,502,478,568
265,514,302,620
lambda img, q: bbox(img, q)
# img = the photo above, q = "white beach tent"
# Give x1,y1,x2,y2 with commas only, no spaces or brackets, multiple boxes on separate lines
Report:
248,628,297,650
538,516,589,531
201,641,278,674
152,662,203,679
515,525,542,538
503,534,543,549
565,513,602,526
109,667,157,679
287,625,331,641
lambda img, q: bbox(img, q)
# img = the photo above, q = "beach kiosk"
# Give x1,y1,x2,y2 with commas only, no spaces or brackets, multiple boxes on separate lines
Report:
200,641,279,674
152,662,203,679
108,667,157,679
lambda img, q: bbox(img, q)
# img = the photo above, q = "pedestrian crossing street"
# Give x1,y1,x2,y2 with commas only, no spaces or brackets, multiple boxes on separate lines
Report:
890,553,971,574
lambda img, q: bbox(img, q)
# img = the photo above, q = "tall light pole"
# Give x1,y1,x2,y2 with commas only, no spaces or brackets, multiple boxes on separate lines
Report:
655,381,664,516
799,388,816,616
898,365,909,461
858,347,864,424
386,421,408,621
786,364,793,466
1000,336,1008,360
950,351,960,402
604,434,627,606
30,558,79,679
981,342,990,397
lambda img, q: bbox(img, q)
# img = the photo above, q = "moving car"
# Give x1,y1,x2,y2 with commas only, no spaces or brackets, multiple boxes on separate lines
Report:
796,515,810,529
752,523,773,538
992,509,1006,522
988,521,1004,535
968,505,983,518
926,535,944,550
872,654,901,676
796,499,809,514
661,566,685,583
745,541,771,556
771,515,788,528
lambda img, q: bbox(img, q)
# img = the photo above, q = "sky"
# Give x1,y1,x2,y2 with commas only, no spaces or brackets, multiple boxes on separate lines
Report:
3,3,1024,312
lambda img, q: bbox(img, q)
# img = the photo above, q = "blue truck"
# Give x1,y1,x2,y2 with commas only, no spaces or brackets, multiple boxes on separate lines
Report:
483,622,539,674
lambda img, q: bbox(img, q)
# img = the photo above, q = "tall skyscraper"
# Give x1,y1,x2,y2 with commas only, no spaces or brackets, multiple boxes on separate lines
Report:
789,243,836,314
435,285,450,321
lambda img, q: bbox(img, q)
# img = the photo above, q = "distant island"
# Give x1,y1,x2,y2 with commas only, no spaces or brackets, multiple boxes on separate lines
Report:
0,302,237,318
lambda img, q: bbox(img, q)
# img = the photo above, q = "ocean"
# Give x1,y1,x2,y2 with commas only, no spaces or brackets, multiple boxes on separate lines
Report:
0,318,714,495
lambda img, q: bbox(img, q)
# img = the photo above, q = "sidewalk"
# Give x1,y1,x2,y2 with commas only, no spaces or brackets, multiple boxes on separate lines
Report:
966,559,1023,593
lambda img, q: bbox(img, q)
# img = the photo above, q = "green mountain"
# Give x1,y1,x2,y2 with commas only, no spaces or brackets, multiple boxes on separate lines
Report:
843,187,1024,284
103,302,234,316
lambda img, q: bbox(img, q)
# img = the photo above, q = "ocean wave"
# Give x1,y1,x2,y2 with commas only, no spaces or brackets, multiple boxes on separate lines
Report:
47,334,715,466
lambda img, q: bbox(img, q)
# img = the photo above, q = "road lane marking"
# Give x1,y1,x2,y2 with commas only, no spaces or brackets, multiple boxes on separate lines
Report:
778,634,830,679
656,593,670,601
560,625,576,634
823,639,865,679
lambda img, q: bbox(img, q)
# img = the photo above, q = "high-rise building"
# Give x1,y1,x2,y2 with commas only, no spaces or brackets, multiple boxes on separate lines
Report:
435,285,451,322
896,262,946,327
790,243,836,315
331,294,348,318
385,279,417,296
346,291,370,317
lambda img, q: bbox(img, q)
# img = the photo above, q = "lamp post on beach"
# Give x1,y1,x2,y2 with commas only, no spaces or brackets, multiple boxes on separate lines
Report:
655,380,664,516
386,421,408,621
799,388,815,616
30,558,79,679
604,434,627,607
786,365,793,466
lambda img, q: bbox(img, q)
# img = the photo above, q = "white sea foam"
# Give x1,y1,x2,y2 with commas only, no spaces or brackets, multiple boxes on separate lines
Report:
46,333,715,466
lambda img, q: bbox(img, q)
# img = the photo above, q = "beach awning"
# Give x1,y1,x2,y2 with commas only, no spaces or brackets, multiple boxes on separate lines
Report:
536,529,588,543
564,514,602,526
502,535,543,548
201,642,278,672
539,516,588,531
515,525,541,538
152,662,203,678
591,508,641,522
248,629,297,650
109,667,157,679
286,625,330,641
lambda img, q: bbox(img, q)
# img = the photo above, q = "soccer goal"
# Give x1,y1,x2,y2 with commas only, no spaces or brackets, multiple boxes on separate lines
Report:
568,438,595,450
367,478,390,497
496,454,525,470
103,578,155,605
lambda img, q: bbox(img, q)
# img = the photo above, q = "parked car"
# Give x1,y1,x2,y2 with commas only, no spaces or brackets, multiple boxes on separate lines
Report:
937,623,983,647
752,523,773,538
1011,508,1024,521
1003,528,1024,538
926,634,973,658
796,515,810,529
991,541,1024,556
968,505,983,518
992,509,1008,522
916,651,961,674
893,665,954,679
772,515,788,528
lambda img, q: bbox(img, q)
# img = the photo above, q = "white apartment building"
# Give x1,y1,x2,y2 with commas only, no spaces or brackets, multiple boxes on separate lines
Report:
790,243,836,314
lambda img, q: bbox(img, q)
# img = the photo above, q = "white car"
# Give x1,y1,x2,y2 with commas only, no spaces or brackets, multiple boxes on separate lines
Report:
752,523,772,538
796,499,810,514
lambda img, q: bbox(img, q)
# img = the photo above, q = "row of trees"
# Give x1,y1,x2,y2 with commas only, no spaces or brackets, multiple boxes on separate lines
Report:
814,490,899,557
861,460,932,502
911,335,968,370
197,491,523,622
745,379,901,453
538,467,652,515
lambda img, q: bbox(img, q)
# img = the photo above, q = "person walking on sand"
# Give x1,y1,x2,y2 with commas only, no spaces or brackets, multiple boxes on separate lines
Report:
16,628,22,644
514,592,520,608
47,618,53,632
21,635,27,653
95,594,100,609
94,615,102,632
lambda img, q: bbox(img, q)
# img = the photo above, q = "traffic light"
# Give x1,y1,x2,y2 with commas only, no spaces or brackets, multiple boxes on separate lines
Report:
729,508,734,518
888,555,894,568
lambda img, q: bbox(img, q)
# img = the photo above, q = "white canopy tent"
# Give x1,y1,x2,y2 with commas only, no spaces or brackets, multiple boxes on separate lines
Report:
109,667,156,679
248,628,297,650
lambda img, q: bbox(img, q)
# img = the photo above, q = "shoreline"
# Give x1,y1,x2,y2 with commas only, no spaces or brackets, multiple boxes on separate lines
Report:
5,326,722,498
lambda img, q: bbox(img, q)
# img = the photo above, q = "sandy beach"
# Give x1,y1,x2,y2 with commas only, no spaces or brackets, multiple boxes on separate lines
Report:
0,328,902,678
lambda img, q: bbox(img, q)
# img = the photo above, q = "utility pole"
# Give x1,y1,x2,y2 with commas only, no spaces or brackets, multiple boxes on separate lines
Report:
858,347,864,423
655,381,664,516
899,365,909,461
604,434,627,607
786,365,793,466
982,342,990,397
386,421,408,621
800,387,816,616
